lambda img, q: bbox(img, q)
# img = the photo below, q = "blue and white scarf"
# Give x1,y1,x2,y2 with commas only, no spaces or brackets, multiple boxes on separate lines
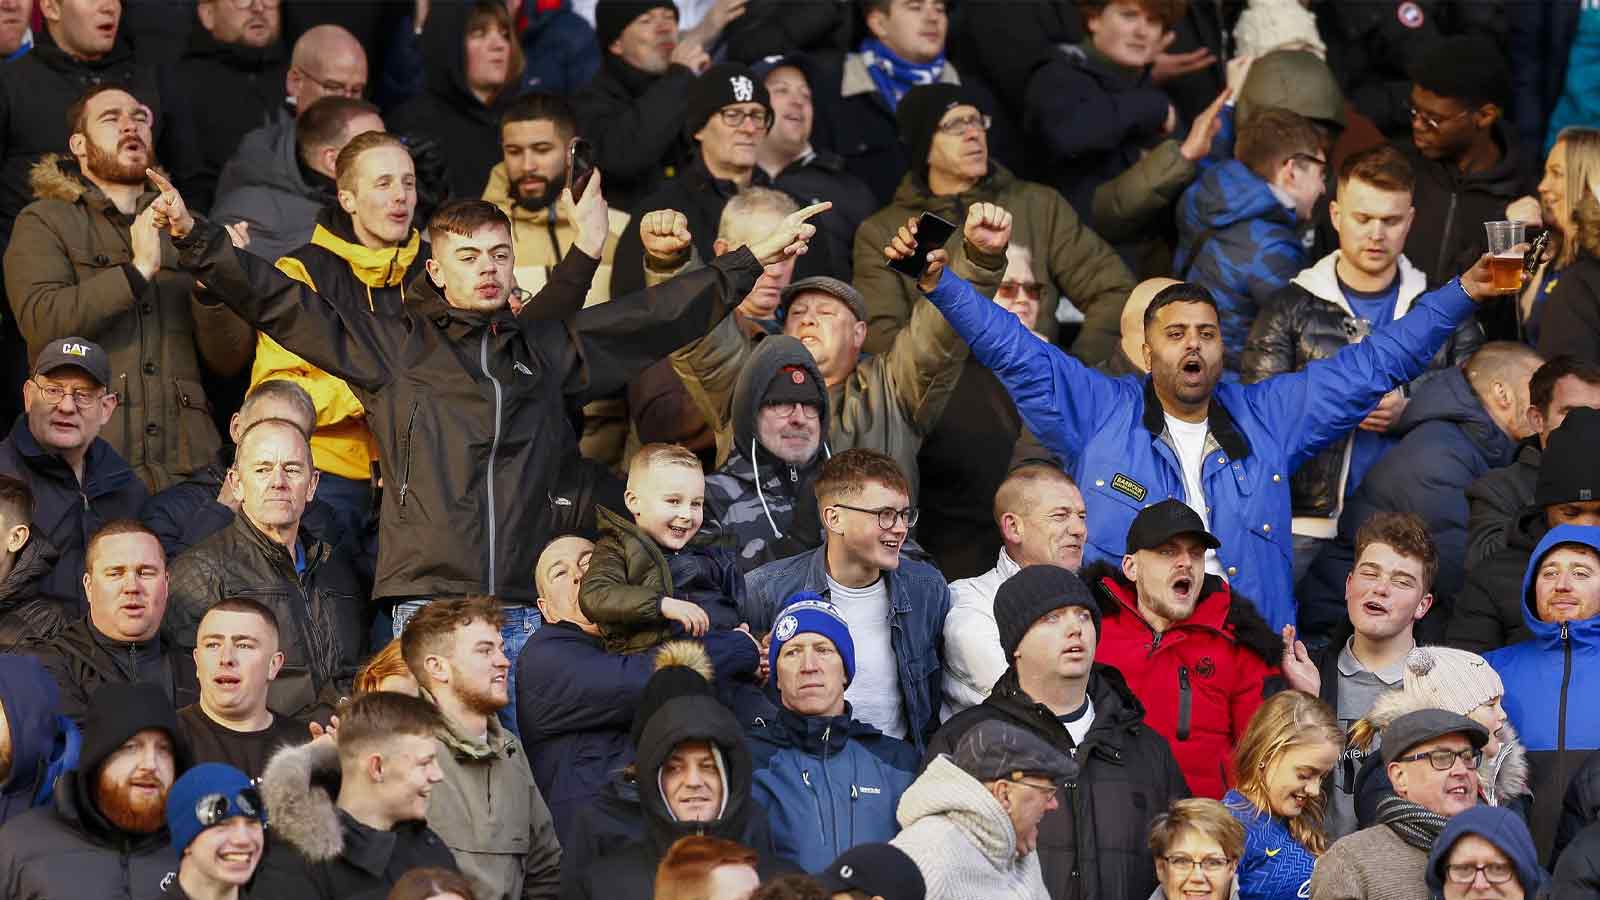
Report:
859,37,946,111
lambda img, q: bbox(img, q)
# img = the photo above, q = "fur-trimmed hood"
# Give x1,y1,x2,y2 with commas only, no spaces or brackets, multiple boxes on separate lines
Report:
27,152,168,206
1361,688,1531,805
1081,559,1284,666
655,639,715,682
259,737,344,863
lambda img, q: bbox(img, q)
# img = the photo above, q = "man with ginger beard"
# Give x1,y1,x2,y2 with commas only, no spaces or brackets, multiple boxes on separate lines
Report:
0,682,184,900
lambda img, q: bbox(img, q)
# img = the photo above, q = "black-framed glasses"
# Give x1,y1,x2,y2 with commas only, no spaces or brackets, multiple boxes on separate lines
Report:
1394,748,1482,771
1164,855,1234,876
833,503,918,530
1444,862,1516,884
764,402,820,420
29,379,107,410
294,66,365,98
1408,105,1472,132
937,113,992,136
717,107,774,130
1290,152,1328,173
195,786,266,827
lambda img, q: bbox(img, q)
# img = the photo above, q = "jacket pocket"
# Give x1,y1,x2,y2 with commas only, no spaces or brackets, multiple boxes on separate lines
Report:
1177,665,1192,741
173,378,219,475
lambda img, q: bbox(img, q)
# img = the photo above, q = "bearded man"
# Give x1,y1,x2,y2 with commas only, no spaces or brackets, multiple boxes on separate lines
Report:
0,682,185,899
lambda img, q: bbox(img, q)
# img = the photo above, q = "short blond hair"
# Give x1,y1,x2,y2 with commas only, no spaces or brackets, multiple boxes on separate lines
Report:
1148,798,1246,861
626,443,704,493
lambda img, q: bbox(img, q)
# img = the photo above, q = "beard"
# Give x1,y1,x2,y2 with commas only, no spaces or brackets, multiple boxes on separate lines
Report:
512,171,563,213
455,677,508,716
96,768,168,834
85,135,150,186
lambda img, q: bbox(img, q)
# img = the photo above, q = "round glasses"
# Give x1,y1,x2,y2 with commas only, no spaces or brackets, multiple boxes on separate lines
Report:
833,503,919,530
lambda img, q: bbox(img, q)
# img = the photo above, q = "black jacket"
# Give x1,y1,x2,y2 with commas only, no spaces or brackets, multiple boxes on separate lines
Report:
1552,819,1600,900
160,27,288,212
0,764,178,900
926,665,1191,900
1399,124,1536,291
386,2,519,201
722,0,856,62
1557,746,1600,865
166,512,366,721
0,537,71,653
1448,504,1546,653
173,217,762,605
1467,440,1541,569
24,617,199,727
768,148,877,283
0,418,148,606
571,56,697,213
254,737,460,900
211,112,335,264
1509,0,1581,179
1537,255,1600,365
1241,254,1483,520
0,29,165,243
807,50,915,206
562,693,786,900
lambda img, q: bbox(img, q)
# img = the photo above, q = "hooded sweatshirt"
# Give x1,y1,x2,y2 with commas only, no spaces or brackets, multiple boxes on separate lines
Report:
211,111,335,264
1485,524,1600,862
1424,806,1548,898
704,334,831,573
0,655,72,827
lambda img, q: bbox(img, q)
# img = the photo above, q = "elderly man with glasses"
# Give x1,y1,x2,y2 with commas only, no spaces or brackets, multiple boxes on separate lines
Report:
1312,709,1492,900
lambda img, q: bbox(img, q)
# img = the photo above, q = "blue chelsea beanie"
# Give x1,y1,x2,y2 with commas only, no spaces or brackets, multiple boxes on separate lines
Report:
769,593,856,685
165,763,263,856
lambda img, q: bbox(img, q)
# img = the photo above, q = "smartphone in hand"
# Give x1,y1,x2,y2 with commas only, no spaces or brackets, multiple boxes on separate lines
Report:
887,212,958,279
567,138,596,198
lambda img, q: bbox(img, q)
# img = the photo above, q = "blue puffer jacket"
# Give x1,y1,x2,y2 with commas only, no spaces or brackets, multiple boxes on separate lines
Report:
1174,159,1308,368
743,543,952,754
921,266,1479,633
747,705,919,872
1485,524,1600,864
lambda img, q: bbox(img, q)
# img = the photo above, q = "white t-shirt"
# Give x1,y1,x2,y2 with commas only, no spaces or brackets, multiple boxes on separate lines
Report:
1058,696,1096,752
1163,414,1225,577
827,574,906,740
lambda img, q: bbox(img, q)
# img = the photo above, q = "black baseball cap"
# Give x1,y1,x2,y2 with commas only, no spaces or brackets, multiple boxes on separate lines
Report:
814,843,926,900
32,336,111,387
1125,499,1221,555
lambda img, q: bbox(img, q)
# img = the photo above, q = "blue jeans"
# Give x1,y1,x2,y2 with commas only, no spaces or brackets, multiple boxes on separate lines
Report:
391,599,542,737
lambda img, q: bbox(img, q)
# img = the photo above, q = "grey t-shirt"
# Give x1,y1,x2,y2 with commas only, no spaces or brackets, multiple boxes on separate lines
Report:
1326,639,1405,840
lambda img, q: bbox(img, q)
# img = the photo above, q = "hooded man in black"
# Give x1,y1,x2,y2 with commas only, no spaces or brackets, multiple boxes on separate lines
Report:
0,682,183,900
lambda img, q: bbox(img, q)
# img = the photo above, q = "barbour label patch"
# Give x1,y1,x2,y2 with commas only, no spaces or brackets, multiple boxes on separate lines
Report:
1110,474,1147,502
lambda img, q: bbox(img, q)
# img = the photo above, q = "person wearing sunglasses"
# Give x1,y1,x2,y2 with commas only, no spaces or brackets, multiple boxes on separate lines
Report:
1425,806,1546,900
1311,709,1491,900
155,763,267,900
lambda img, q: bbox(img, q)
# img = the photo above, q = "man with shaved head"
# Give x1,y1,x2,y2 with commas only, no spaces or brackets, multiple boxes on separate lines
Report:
167,418,366,721
942,463,1089,717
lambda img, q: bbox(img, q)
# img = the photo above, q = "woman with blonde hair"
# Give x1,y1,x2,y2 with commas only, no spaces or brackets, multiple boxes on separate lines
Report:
1526,127,1600,352
1149,798,1247,900
1224,691,1343,900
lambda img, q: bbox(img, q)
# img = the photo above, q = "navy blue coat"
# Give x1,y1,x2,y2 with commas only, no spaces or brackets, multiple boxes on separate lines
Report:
1296,365,1517,637
747,705,918,871
0,655,77,827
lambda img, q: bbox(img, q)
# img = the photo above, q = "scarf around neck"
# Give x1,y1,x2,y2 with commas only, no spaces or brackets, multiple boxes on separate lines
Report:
1376,794,1450,851
859,37,946,110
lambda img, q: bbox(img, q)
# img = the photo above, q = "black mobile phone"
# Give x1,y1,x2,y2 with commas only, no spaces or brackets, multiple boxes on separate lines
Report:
567,137,596,197
887,212,958,278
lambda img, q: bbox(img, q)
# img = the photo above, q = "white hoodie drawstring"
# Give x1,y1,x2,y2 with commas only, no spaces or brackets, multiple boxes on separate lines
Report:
753,437,782,538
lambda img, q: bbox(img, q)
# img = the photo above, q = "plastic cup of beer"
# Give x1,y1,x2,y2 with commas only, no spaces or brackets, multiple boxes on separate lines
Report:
1485,221,1526,293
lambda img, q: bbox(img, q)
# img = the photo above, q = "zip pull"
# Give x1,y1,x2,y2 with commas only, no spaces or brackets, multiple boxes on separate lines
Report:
850,784,858,800
788,465,798,484
1561,622,1569,642
822,725,830,743
802,770,811,787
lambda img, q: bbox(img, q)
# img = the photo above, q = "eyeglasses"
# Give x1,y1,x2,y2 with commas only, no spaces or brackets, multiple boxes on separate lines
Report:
1444,863,1516,884
832,503,919,530
1394,748,1482,771
1164,855,1234,876
1290,152,1328,173
195,786,266,827
1407,105,1472,132
1005,777,1060,796
294,66,365,98
717,107,774,130
937,113,992,136
30,379,106,410
998,281,1044,300
764,402,820,420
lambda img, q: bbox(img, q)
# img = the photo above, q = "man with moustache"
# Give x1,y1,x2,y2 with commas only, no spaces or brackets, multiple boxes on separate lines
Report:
0,338,146,606
167,419,365,723
942,462,1088,717
177,598,308,779
0,682,184,900
401,595,562,900
5,84,252,492
27,520,197,724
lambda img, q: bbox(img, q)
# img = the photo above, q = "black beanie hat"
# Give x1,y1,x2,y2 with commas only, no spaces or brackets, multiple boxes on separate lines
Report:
896,83,983,184
1408,35,1512,111
684,62,772,140
629,641,714,748
994,565,1100,663
81,682,184,775
595,0,677,53
1536,407,1600,507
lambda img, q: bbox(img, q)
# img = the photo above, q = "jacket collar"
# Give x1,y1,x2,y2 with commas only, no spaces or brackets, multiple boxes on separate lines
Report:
841,51,960,99
1139,377,1252,461
405,271,518,334
771,703,878,754
228,510,323,578
1290,250,1429,317
1517,524,1600,648
994,547,1021,581
6,416,139,497
0,535,59,603
1094,567,1234,636
308,207,423,289
427,689,516,761
335,808,401,877
986,664,1146,755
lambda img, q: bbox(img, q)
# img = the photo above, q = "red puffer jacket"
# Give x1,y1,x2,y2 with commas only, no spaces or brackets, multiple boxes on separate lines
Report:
1085,561,1287,799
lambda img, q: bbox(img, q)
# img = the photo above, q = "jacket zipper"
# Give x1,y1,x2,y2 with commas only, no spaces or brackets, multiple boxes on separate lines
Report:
1558,621,1572,802
480,330,504,592
1434,191,1460,283
397,401,419,513
1177,665,1192,741
819,724,841,858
